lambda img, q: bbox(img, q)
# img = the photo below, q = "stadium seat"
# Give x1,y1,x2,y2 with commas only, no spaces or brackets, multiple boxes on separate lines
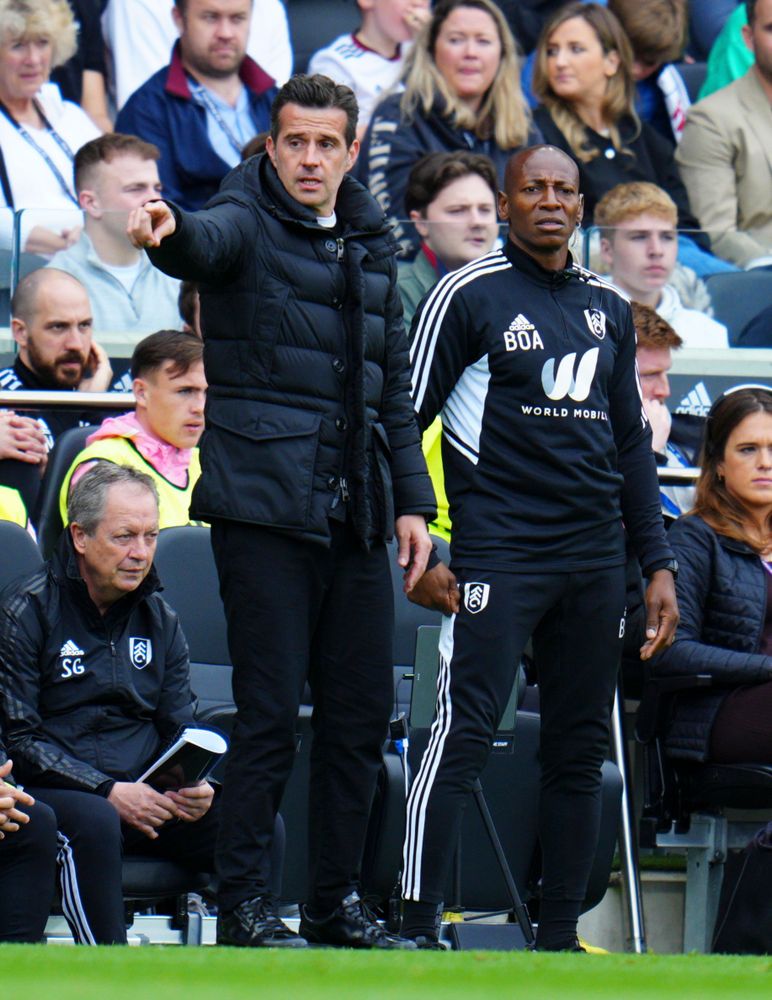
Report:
636,671,772,952
34,425,93,558
0,520,43,590
285,0,360,72
704,270,772,345
674,62,707,103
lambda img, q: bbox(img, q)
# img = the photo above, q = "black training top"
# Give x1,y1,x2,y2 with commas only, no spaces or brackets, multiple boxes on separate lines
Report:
410,239,673,575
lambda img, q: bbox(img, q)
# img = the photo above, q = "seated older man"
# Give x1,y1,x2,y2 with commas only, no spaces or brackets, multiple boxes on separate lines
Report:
0,464,281,944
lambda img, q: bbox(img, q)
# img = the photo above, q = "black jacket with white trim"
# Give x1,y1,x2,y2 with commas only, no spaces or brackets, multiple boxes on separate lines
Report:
0,534,196,795
409,239,674,574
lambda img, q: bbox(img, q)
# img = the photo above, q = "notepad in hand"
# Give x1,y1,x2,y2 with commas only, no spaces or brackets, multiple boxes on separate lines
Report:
137,727,228,790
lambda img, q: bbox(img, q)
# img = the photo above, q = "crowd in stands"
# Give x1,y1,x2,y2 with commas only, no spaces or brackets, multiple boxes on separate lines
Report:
0,0,771,946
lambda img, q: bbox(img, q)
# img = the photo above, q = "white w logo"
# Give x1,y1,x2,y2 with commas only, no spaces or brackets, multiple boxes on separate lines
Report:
541,348,599,402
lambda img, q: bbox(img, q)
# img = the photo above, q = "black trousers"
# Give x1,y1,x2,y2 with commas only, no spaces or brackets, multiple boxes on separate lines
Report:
0,800,58,942
212,518,394,913
29,786,225,944
403,566,626,911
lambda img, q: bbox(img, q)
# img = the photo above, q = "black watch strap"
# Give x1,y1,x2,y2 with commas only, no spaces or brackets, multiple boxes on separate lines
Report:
643,557,679,580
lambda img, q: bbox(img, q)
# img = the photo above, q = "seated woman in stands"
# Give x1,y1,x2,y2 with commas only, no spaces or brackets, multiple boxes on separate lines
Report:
656,387,772,765
357,0,539,248
0,0,101,256
531,2,731,275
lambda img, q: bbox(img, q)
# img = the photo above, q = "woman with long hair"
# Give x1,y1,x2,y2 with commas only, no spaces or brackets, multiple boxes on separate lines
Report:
357,0,539,246
656,387,772,765
531,2,699,234
0,0,101,255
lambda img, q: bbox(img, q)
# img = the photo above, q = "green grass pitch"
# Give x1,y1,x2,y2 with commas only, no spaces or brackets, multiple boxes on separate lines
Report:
3,947,771,1000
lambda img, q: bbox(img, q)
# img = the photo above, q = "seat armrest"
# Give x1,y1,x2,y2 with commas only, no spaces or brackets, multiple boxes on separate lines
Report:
635,673,713,743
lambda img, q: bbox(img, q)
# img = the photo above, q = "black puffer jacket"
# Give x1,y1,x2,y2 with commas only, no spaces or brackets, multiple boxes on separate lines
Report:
655,514,772,761
148,154,435,545
0,534,197,794
356,92,542,250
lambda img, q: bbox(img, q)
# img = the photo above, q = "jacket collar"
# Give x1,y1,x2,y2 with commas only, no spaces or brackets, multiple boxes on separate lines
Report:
13,356,76,392
502,238,577,289
52,530,162,623
164,40,275,101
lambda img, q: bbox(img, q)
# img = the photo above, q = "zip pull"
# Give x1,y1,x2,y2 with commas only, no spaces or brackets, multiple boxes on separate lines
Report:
340,477,350,502
109,640,116,658
336,238,345,262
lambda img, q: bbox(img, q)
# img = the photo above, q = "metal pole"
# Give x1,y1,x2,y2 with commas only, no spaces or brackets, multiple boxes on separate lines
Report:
611,686,647,953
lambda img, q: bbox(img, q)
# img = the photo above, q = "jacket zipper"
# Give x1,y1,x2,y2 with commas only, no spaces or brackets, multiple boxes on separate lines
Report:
336,238,345,262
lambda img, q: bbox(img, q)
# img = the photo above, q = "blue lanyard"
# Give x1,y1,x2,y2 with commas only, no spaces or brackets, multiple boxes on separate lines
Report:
0,99,78,207
190,81,248,158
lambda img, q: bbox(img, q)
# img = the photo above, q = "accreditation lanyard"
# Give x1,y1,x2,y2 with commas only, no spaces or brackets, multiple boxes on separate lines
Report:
190,81,249,159
0,99,79,207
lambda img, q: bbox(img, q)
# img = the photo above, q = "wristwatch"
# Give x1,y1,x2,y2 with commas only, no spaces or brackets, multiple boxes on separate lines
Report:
644,558,679,580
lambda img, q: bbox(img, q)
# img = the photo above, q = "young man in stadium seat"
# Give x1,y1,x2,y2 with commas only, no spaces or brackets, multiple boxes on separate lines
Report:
115,0,277,211
596,182,729,348
309,0,430,138
48,135,183,337
59,330,206,531
128,73,434,950
0,464,229,945
401,145,677,950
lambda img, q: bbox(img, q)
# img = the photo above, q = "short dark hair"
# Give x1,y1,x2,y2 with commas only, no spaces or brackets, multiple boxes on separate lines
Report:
130,330,203,381
405,151,499,216
747,1,758,26
177,282,199,333
270,74,358,148
74,133,160,193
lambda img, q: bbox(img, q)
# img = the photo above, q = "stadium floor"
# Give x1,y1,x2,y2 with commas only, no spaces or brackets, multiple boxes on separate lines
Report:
4,946,771,999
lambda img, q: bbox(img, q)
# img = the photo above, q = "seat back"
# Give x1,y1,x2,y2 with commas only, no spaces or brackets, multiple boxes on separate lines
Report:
0,520,43,592
674,61,707,102
35,425,93,558
285,0,360,72
705,271,772,345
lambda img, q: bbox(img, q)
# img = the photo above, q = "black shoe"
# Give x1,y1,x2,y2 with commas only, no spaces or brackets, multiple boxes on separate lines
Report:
528,937,586,953
217,896,308,948
299,892,418,949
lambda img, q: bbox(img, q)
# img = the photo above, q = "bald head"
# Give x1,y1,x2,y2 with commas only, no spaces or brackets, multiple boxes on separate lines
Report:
498,144,584,270
11,269,94,389
504,145,579,193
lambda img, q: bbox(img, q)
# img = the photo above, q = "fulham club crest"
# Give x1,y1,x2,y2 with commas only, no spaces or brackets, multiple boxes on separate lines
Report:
129,637,152,669
583,308,607,340
464,582,490,615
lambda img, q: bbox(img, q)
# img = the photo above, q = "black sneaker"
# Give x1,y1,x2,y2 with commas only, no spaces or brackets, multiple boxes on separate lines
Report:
217,896,308,948
299,891,418,949
412,934,446,950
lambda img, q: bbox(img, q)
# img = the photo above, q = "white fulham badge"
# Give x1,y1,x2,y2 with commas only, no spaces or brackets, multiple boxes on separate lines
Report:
129,638,153,670
584,308,607,340
464,582,490,615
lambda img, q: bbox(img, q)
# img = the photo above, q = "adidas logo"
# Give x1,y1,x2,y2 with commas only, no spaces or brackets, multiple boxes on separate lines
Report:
509,313,535,332
60,639,85,658
675,381,712,417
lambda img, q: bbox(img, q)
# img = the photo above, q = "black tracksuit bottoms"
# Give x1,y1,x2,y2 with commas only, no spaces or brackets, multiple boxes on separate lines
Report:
211,518,394,913
0,800,57,942
402,565,626,923
28,786,231,944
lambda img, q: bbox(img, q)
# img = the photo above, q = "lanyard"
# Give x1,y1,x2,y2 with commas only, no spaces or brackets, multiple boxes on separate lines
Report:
190,81,249,158
0,99,78,207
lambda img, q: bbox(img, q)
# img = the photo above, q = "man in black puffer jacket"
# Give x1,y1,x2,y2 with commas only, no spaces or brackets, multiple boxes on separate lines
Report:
129,75,436,949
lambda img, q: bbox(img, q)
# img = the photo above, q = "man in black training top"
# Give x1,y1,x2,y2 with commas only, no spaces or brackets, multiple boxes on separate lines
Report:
401,145,679,951
128,74,435,949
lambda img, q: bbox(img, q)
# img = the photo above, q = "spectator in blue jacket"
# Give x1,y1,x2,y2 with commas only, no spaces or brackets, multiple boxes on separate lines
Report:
115,0,276,211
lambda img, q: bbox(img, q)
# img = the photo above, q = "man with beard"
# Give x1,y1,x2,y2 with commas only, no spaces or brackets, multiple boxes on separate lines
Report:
115,0,276,211
0,269,113,452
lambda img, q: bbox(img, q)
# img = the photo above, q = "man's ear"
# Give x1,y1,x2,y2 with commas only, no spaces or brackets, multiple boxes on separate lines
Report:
70,522,87,555
497,190,509,221
576,192,584,229
741,22,754,54
78,187,100,216
410,209,429,240
171,2,184,35
265,134,277,168
345,138,361,173
132,376,148,409
11,317,27,349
